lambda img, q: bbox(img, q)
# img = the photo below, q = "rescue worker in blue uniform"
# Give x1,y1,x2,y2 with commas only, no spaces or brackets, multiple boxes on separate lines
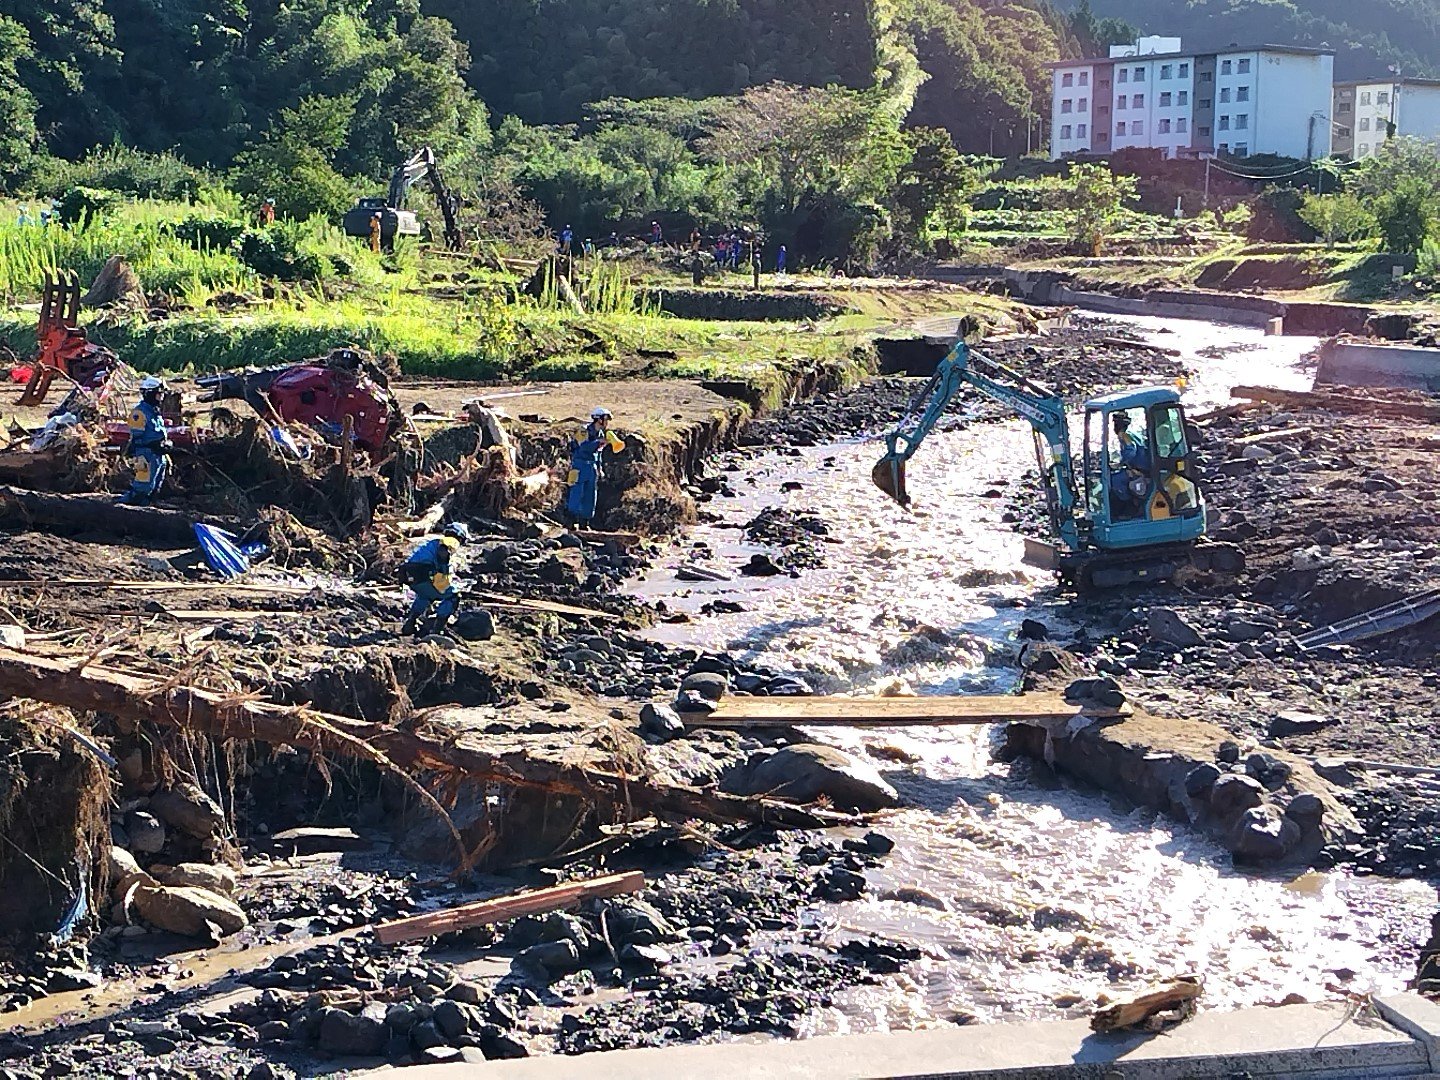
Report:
1110,412,1152,520
565,408,624,528
401,522,470,637
120,376,172,505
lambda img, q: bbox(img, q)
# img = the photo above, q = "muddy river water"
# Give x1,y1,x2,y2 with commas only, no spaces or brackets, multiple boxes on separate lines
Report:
631,315,1434,1031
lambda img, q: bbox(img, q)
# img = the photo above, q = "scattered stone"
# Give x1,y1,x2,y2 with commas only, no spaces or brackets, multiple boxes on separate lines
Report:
672,689,716,714
316,1006,386,1057
268,826,370,855
639,702,686,741
1183,763,1221,798
148,782,227,841
452,609,496,641
125,811,166,854
740,553,784,577
1147,608,1203,649
153,862,238,896
679,671,728,702
1268,711,1335,738
133,883,248,939
1208,774,1265,815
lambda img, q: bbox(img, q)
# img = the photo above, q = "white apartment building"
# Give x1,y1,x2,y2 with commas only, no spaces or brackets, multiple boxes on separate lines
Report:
1333,78,1440,158
1050,39,1334,161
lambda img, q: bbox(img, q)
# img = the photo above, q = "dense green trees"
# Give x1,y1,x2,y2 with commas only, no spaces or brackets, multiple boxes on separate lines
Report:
0,17,41,185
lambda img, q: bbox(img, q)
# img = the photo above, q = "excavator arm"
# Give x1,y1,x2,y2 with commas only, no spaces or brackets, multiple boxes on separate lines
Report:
388,147,462,250
873,337,1084,551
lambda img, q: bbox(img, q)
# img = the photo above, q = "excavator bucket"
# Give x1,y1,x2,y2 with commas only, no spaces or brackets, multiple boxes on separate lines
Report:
872,452,910,507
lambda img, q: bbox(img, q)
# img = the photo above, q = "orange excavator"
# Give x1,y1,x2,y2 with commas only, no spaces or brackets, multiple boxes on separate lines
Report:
16,274,119,406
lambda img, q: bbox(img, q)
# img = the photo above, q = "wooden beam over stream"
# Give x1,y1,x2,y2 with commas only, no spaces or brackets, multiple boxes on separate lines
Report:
681,693,1126,728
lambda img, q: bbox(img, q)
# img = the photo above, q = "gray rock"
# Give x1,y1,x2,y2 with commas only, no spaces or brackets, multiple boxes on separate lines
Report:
1244,752,1292,791
673,690,716,714
679,671,728,702
444,981,484,1005
148,783,226,841
433,999,470,1040
125,811,167,854
418,1047,464,1065
1284,793,1326,821
1268,711,1334,738
517,939,581,973
47,967,102,992
316,1007,386,1057
1148,608,1203,649
410,1019,446,1050
722,744,899,811
603,897,675,945
385,1003,421,1031
639,702,685,742
452,609,495,641
1183,763,1221,798
1064,676,1125,708
1209,773,1265,815
1230,806,1300,862
1224,618,1269,642
1216,740,1241,764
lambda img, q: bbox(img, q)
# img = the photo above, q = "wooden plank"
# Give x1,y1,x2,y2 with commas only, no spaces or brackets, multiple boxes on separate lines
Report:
375,871,644,945
681,692,1123,728
0,578,314,596
471,591,621,621
1233,425,1315,446
1231,384,1440,422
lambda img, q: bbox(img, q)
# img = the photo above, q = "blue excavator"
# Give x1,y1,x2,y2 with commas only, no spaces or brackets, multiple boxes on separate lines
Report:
873,332,1243,589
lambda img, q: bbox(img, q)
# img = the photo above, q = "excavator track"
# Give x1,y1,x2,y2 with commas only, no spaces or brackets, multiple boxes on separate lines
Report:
1065,541,1245,591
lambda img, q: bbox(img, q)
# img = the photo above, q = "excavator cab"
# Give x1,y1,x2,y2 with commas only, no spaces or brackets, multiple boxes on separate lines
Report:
1082,387,1204,550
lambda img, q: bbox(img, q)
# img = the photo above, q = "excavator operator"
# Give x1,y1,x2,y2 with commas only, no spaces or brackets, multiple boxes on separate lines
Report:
1110,412,1151,520
401,522,470,637
120,376,172,505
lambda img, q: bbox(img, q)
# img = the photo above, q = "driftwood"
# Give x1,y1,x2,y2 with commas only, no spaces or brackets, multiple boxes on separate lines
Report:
0,646,852,833
375,871,643,945
1090,978,1202,1033
1231,385,1440,422
0,486,239,546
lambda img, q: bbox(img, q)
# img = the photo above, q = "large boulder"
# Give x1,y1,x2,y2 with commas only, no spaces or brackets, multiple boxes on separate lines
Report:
132,883,247,938
722,744,899,811
153,862,238,896
316,1006,386,1057
148,783,226,841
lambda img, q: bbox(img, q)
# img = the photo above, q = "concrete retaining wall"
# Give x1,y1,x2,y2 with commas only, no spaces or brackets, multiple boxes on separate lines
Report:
1315,339,1440,391
1002,269,1377,337
378,993,1440,1078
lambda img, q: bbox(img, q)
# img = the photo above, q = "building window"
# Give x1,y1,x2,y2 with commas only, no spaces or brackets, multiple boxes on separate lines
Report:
1179,62,1190,78
1077,97,1088,110
1176,117,1188,133
1199,125,1211,137
1359,143,1370,154
1062,73,1074,87
1161,64,1172,79
1116,95,1126,110
1061,99,1073,113
1077,124,1087,139
1118,69,1129,83
1237,58,1251,73
1097,131,1108,142
1133,93,1144,108
1236,114,1248,129
1134,67,1145,81
1131,120,1144,135
1235,143,1248,155
1218,115,1230,130
1098,104,1110,115
1338,126,1351,137
1377,91,1390,105
1199,71,1213,83
1080,72,1089,86
1360,91,1371,105
1199,98,1211,110
1219,142,1229,152
1061,124,1072,139
1221,59,1232,74
1238,86,1250,102
1099,77,1110,89
1338,101,1352,114
1116,122,1127,135
1178,91,1189,106
1160,92,1172,107
1159,119,1171,134
1220,87,1231,103
1360,117,1371,131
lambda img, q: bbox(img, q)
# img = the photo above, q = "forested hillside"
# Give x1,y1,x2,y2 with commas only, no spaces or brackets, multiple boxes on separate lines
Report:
1061,0,1440,78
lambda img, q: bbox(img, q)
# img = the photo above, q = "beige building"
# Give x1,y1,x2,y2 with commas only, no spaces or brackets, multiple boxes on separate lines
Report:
1333,78,1440,158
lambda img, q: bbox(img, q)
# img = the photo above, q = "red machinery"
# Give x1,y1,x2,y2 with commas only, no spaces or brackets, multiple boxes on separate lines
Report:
197,347,402,452
16,275,119,405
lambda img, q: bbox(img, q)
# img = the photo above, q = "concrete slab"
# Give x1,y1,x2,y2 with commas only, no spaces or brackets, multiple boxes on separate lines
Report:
370,997,1436,1079
1315,340,1440,390
1377,994,1440,1072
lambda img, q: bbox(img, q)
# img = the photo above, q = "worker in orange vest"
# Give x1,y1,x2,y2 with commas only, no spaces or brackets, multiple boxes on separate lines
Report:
369,213,382,253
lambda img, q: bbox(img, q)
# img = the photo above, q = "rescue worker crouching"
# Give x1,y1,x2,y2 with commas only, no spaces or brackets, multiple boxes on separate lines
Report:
565,407,625,529
402,522,470,637
120,376,172,505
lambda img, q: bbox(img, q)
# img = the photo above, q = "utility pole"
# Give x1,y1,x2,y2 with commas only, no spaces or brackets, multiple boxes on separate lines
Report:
1203,156,1211,210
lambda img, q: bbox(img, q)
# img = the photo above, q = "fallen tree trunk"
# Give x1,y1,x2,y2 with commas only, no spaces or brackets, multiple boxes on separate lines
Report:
0,646,850,833
0,486,238,546
1231,385,1440,422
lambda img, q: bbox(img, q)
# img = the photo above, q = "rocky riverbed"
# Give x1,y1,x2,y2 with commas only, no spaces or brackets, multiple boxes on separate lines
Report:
1,314,1436,1078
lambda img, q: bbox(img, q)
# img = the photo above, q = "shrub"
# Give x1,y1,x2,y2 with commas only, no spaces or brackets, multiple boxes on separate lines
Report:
56,187,119,226
169,214,246,252
237,223,327,281
1245,187,1316,243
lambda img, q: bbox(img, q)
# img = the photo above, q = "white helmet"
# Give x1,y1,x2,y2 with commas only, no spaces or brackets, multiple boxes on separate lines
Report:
591,407,612,420
139,376,165,392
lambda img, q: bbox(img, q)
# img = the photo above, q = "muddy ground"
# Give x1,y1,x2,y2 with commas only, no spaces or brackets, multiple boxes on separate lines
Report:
0,319,1436,1077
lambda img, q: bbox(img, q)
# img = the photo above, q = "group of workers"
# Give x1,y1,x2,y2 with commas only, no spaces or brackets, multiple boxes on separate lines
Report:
15,200,60,227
